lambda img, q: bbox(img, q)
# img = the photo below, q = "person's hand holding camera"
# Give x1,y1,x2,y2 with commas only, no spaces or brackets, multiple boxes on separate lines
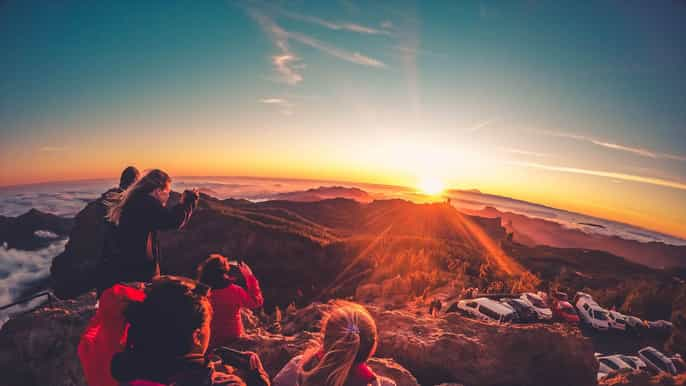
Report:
238,262,254,278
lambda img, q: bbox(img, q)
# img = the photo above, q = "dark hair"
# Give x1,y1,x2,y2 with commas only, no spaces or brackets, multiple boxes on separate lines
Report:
124,276,211,356
197,254,244,289
119,166,140,190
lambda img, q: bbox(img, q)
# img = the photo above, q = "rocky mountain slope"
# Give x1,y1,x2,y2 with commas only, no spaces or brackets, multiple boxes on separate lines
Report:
2,192,685,385
0,208,73,250
0,292,598,386
469,206,686,269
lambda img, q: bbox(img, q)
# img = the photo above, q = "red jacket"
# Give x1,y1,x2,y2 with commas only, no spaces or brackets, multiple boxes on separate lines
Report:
209,273,263,347
79,284,147,386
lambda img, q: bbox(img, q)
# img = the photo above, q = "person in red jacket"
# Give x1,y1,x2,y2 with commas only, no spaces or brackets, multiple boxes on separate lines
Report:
197,254,264,347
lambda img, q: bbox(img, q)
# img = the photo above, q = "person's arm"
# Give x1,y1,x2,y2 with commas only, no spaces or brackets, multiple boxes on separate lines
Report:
237,263,264,309
148,191,199,230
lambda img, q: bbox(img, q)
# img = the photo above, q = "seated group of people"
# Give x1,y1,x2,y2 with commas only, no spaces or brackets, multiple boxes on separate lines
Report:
85,168,396,386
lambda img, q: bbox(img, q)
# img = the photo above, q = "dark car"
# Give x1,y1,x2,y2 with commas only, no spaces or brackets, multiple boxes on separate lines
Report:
500,298,538,323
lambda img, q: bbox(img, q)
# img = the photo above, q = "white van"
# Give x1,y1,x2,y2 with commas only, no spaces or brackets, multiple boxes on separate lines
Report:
638,346,677,375
457,297,516,323
575,297,610,330
607,310,628,331
597,355,633,379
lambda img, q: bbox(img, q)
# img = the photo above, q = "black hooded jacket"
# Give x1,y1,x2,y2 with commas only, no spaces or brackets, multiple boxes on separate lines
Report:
111,192,197,284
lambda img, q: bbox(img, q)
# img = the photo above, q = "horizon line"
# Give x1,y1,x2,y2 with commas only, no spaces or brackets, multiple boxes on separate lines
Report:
1,174,685,243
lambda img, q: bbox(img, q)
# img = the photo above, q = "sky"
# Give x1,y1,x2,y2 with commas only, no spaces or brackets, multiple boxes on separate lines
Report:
1,1,685,238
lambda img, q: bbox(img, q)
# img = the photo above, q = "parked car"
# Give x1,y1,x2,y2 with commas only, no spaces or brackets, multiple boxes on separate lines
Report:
671,354,686,373
597,355,634,376
607,310,628,331
520,292,553,320
500,298,538,323
638,346,677,375
646,320,673,330
574,291,594,304
576,296,610,330
552,291,569,301
624,315,645,331
618,355,647,371
552,300,580,323
457,298,516,323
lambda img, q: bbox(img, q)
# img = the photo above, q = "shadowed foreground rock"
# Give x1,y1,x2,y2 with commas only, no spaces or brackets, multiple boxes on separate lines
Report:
0,293,96,386
0,294,417,386
277,302,598,386
599,369,686,385
0,294,599,386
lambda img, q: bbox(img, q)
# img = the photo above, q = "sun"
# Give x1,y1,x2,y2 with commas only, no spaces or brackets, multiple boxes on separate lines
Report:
418,177,445,196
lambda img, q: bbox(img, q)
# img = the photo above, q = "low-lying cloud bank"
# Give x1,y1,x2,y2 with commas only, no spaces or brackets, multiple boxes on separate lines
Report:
0,239,68,324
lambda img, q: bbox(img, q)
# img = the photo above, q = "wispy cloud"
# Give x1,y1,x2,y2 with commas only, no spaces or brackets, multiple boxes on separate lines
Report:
260,98,287,104
512,161,686,191
248,9,303,85
246,5,386,85
287,31,386,68
259,97,294,116
39,146,68,152
501,147,550,158
266,6,392,36
466,118,496,132
541,130,686,162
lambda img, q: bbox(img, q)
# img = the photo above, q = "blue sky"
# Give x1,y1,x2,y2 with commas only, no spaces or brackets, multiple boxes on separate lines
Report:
1,1,685,237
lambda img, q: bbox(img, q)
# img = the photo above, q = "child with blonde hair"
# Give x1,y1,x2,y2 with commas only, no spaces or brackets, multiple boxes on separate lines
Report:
273,301,396,386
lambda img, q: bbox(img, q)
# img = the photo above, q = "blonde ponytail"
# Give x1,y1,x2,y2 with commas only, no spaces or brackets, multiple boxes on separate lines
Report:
300,301,378,386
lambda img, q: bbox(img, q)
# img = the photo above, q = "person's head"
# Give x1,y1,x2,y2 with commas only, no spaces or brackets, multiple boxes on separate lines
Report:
124,276,212,357
197,254,243,290
106,169,171,224
119,166,140,190
300,301,378,386
140,169,172,206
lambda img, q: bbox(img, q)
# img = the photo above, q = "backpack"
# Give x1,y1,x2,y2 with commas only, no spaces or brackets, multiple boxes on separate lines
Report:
50,189,120,299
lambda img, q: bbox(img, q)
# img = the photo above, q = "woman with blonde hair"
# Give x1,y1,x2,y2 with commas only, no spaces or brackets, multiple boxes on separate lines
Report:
103,169,199,288
273,301,396,386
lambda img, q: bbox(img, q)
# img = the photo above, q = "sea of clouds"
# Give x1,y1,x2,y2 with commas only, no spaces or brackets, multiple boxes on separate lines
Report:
0,176,683,324
0,239,68,325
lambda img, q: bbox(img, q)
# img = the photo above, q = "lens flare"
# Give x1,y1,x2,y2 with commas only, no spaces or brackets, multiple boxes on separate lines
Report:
418,178,445,196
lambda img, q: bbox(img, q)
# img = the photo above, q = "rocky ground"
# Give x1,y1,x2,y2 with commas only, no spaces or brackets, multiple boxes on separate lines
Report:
0,291,601,386
2,193,685,385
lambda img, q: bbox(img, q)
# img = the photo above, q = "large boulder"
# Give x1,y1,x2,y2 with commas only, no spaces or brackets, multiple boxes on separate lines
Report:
0,294,598,386
0,293,96,386
274,302,598,386
0,295,420,386
599,370,686,385
372,308,597,386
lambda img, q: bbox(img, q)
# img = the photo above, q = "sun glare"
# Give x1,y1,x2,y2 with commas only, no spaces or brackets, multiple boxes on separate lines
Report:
418,177,445,196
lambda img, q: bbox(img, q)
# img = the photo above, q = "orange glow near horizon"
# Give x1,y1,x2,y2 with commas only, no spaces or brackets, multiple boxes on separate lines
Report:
418,177,445,196
0,136,685,240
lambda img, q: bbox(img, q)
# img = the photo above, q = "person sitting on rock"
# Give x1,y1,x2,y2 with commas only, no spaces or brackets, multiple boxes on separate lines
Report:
273,300,396,386
197,254,264,346
105,169,199,285
111,275,269,386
